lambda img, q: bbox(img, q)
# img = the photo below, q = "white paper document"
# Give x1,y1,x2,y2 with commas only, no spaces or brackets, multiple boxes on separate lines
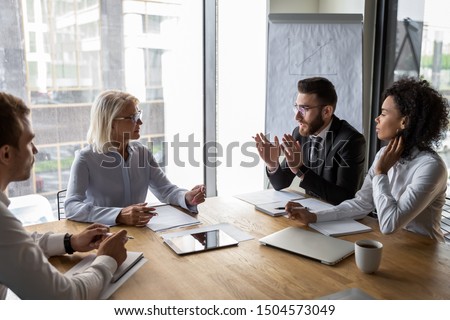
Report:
318,287,375,300
147,205,200,232
255,201,289,217
309,219,372,237
235,189,304,205
160,223,254,242
65,251,147,299
293,198,333,212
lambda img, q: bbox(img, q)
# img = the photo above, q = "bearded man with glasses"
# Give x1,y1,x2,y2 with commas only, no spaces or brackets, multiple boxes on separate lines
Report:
254,77,366,205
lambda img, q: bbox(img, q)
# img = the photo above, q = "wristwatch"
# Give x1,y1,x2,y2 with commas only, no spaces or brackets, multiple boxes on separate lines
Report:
64,233,75,254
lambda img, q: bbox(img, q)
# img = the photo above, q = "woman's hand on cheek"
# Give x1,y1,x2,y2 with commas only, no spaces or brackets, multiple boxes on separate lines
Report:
375,136,404,175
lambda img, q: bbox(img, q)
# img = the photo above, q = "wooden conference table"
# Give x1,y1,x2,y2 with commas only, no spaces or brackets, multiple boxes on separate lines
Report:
27,195,450,300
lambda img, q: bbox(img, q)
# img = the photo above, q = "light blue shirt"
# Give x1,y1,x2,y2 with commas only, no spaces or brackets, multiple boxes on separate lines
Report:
65,141,196,225
315,147,447,242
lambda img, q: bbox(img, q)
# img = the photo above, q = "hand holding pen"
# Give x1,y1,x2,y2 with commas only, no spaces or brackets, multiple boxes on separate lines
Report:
106,232,134,240
285,201,317,225
186,184,206,206
116,202,158,227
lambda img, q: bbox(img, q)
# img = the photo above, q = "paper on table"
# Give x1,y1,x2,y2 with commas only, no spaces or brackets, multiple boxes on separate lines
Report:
309,219,372,237
160,223,254,242
65,251,147,300
255,200,288,216
147,205,200,232
235,189,304,205
318,288,375,300
293,198,333,212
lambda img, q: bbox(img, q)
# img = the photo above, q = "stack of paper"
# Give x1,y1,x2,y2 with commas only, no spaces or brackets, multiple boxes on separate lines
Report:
234,189,304,205
147,204,201,232
254,201,290,217
293,198,333,211
254,195,334,217
235,189,305,217
309,219,372,237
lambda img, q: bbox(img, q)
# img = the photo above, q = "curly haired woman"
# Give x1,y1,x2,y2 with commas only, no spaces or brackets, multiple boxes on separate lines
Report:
286,77,450,241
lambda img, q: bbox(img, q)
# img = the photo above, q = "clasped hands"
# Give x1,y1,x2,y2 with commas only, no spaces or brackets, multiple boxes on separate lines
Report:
71,223,128,266
253,133,303,174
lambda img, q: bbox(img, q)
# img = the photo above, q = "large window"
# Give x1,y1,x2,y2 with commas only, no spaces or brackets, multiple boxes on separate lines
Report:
376,0,450,194
216,0,267,196
421,0,450,194
1,0,203,223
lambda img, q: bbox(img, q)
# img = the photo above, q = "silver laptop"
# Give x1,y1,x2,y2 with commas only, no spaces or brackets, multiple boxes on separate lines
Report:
259,227,354,265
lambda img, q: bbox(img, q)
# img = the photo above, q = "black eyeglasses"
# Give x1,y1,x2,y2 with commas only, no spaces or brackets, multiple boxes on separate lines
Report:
114,110,142,123
292,104,326,116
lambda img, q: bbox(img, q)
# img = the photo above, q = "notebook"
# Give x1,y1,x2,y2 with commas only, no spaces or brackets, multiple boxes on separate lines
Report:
309,219,372,237
66,251,145,283
259,227,354,265
146,204,200,232
255,200,288,216
65,251,147,299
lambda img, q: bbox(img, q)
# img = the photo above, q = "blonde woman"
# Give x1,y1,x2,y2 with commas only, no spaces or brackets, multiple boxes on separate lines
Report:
65,90,205,226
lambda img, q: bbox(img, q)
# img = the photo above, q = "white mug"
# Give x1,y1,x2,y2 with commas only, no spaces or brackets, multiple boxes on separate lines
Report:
355,239,383,273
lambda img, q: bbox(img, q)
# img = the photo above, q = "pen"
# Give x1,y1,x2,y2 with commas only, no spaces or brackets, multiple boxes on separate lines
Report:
275,206,309,210
105,232,134,240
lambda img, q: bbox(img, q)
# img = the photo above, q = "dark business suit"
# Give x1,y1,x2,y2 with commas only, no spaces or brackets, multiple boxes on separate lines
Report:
268,115,366,205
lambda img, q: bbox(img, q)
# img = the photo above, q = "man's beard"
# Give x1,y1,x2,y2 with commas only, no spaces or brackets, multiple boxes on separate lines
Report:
299,115,325,136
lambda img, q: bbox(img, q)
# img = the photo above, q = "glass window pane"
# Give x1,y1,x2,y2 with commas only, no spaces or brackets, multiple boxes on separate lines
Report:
1,0,203,224
216,0,267,195
420,0,450,195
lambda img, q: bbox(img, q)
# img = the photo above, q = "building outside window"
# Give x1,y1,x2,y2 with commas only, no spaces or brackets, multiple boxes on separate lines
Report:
1,0,203,223
387,0,450,193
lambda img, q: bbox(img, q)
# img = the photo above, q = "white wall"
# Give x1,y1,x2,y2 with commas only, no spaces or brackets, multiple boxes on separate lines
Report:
270,0,318,13
319,0,364,13
270,0,364,13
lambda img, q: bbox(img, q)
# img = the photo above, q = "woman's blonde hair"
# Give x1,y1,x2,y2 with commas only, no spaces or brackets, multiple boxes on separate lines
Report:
87,90,139,153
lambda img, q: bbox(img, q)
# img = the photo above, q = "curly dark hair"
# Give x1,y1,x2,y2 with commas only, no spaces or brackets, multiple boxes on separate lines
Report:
382,77,450,159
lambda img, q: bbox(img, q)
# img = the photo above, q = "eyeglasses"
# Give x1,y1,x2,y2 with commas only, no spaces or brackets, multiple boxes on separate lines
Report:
114,110,142,123
292,104,326,116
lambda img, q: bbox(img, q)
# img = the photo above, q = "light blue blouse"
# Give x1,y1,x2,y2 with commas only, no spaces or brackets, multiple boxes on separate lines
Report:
65,141,195,225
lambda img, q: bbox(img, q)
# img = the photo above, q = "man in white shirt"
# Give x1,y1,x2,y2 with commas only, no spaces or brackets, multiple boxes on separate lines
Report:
0,91,128,299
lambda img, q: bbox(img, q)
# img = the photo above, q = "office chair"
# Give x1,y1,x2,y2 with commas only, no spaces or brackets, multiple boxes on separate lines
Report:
56,189,67,220
441,197,450,243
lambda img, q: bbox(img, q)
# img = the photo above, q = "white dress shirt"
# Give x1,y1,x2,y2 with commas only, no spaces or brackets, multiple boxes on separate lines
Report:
0,191,117,299
65,141,196,225
315,147,447,241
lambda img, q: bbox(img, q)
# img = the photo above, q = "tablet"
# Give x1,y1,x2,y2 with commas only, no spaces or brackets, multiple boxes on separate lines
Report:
164,229,238,255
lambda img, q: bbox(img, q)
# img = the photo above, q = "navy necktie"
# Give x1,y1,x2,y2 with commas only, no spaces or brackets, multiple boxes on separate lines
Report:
309,136,323,169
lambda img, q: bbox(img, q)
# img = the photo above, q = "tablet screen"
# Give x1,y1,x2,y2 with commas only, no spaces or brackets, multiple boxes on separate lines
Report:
164,229,238,255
